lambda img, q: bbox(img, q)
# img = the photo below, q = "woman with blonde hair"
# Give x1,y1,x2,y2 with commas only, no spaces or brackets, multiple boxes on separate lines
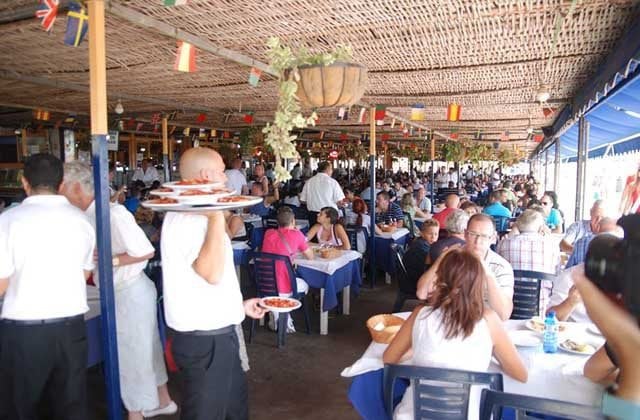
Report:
384,248,527,420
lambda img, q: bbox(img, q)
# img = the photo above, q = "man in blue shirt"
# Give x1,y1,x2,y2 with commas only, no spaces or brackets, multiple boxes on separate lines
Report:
375,191,404,227
483,191,512,218
566,217,619,268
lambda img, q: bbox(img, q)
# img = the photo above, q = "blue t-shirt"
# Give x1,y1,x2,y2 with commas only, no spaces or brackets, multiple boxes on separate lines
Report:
375,202,404,225
250,200,271,217
124,197,140,214
483,202,512,218
546,208,562,229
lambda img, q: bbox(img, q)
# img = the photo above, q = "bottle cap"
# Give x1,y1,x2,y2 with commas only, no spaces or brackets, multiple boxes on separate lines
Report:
547,311,556,318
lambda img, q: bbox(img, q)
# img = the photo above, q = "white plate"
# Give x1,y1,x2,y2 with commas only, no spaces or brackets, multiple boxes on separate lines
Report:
163,180,225,190
559,339,597,356
508,330,541,347
174,189,235,205
207,195,263,207
142,196,263,212
148,189,178,197
141,199,183,209
586,324,603,336
259,297,302,313
525,317,571,335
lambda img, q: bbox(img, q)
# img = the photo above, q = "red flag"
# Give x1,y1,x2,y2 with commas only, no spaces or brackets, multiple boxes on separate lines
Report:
533,134,544,143
35,0,58,32
150,113,161,125
243,112,254,124
542,107,557,118
381,133,390,141
196,113,206,123
374,105,386,121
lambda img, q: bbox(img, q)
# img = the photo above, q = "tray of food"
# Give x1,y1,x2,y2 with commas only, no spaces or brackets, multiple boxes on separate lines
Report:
524,316,570,334
163,179,225,190
259,297,302,313
559,339,597,356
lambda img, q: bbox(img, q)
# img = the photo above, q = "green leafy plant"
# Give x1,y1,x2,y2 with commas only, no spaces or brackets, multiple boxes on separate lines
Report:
262,37,353,182
441,141,464,162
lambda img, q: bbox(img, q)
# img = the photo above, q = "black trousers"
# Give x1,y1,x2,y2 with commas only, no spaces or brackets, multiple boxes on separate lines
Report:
0,317,87,420
172,329,248,420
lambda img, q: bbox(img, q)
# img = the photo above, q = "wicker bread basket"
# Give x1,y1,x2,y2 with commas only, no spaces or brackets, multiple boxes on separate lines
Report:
316,247,341,259
367,314,405,344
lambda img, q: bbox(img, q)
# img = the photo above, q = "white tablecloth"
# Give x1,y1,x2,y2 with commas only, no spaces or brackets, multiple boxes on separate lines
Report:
341,313,605,407
295,249,361,275
375,228,410,240
232,240,251,250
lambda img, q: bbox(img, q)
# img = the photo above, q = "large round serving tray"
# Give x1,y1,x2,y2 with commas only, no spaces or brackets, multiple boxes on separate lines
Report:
141,195,263,212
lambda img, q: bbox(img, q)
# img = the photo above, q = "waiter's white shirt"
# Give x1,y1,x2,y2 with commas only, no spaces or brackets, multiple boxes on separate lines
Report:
161,212,244,331
0,195,95,320
85,201,154,291
132,166,159,186
225,168,247,195
300,172,345,212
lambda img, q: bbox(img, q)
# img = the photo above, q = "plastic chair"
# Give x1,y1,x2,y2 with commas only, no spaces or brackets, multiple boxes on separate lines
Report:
261,216,279,229
345,224,368,278
383,364,503,419
492,215,511,239
248,252,311,347
511,270,556,320
390,243,420,312
402,211,416,240
479,389,605,420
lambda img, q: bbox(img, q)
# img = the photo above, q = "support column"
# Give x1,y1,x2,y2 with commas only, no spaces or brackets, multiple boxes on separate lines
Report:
430,137,435,206
369,107,376,288
544,149,549,191
575,117,589,222
162,117,170,182
88,2,122,419
554,137,561,193
128,133,136,170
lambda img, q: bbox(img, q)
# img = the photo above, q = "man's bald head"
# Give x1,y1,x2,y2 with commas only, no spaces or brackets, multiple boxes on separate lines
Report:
445,194,460,209
179,148,226,183
597,217,617,234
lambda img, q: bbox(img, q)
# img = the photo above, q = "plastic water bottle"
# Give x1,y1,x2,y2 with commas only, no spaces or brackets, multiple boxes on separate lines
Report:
543,311,559,353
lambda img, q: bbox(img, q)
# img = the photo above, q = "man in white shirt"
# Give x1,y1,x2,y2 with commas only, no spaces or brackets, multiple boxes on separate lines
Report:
418,213,514,320
131,159,159,186
300,161,345,226
225,158,248,195
547,264,589,323
0,154,95,419
161,148,265,419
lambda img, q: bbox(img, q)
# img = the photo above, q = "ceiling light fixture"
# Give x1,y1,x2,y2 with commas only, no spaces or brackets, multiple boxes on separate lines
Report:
114,99,124,115
535,85,551,103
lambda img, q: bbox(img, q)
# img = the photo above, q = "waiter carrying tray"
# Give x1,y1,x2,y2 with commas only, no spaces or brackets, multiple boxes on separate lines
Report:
0,154,96,419
161,148,266,420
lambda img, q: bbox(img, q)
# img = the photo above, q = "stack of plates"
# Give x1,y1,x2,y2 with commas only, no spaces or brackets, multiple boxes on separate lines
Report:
142,180,263,211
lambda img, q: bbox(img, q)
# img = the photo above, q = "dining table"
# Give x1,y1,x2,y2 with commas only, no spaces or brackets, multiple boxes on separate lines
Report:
342,312,605,419
243,214,310,249
373,228,410,286
294,248,362,335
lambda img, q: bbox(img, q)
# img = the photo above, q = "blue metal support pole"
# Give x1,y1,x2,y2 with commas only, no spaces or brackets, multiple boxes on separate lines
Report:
87,1,122,419
369,154,376,288
575,117,589,222
430,160,435,206
93,136,122,420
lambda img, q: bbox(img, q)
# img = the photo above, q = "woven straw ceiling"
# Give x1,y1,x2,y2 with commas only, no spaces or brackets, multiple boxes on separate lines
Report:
0,0,638,147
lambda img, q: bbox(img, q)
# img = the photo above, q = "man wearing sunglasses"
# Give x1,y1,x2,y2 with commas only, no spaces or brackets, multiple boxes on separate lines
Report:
560,200,605,253
417,214,514,320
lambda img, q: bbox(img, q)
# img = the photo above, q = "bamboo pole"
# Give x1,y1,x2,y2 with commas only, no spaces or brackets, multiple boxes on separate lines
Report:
368,106,376,288
87,2,122,418
162,116,170,182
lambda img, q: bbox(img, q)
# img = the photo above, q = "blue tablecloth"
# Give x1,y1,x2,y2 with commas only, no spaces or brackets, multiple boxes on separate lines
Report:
233,247,251,266
374,235,409,274
296,259,361,312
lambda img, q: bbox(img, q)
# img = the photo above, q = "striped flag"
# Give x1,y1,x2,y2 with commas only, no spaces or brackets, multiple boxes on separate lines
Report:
174,41,196,72
35,0,59,33
374,105,386,121
63,2,88,47
248,67,262,87
164,0,188,5
358,108,367,123
447,103,461,122
410,104,425,121
500,131,510,141
337,107,348,120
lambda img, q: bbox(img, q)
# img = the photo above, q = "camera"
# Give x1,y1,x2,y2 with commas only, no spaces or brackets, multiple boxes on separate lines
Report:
585,214,640,317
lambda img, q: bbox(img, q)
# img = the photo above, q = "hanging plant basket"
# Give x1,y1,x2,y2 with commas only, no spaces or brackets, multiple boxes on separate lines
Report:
294,62,367,108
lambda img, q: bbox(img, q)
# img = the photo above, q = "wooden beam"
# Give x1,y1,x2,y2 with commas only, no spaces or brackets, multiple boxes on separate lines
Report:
88,1,108,135
105,1,275,77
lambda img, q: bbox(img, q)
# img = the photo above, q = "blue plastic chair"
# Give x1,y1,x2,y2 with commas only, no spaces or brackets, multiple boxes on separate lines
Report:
248,252,311,348
384,364,503,419
492,215,511,238
261,216,279,229
479,389,605,420
511,270,556,320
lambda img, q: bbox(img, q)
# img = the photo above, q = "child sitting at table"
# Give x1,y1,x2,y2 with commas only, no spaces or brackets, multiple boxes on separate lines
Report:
383,248,527,420
262,206,314,332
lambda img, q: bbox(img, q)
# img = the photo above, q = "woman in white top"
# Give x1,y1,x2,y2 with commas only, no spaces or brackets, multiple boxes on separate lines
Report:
383,248,527,420
306,206,351,250
225,211,247,239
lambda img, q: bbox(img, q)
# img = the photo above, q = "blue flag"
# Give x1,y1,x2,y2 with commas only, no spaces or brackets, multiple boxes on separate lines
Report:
64,2,88,47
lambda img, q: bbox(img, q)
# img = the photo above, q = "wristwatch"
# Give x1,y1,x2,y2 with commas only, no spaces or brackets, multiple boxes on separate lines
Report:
112,256,120,267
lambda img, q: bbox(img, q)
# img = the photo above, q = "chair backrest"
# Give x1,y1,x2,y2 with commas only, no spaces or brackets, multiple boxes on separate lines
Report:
480,389,605,420
390,242,409,277
262,216,279,229
345,224,368,253
402,211,416,239
384,364,503,420
511,270,556,320
491,215,511,236
252,252,298,296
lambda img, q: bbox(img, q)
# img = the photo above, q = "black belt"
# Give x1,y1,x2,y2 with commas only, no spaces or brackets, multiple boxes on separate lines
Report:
170,325,235,337
1,314,84,326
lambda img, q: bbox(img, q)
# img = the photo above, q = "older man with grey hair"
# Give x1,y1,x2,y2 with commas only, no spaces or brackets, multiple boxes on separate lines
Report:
427,209,469,263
